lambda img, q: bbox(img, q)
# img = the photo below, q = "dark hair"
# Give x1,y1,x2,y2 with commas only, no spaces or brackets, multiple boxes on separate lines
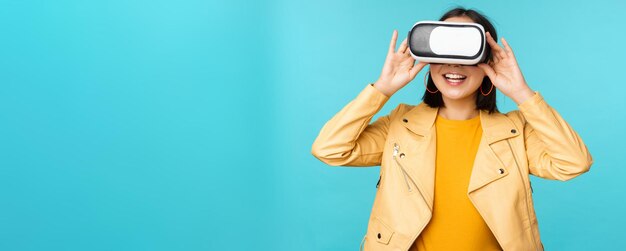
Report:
422,7,499,114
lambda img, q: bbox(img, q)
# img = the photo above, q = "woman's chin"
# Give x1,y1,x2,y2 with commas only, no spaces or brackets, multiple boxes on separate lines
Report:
440,87,463,96
440,89,472,100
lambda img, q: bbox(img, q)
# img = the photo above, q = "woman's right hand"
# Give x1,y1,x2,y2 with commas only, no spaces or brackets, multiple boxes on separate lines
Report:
374,29,429,97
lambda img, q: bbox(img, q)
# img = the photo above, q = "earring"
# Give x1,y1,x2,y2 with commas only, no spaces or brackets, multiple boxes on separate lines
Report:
480,83,494,96
424,72,439,93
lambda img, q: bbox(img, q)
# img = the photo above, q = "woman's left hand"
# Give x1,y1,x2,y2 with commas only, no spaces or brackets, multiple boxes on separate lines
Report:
477,32,535,105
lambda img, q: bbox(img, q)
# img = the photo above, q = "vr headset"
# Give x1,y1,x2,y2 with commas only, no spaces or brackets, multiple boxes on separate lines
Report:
408,21,488,65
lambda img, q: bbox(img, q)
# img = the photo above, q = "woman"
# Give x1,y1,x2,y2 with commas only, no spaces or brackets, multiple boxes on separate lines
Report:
310,7,594,251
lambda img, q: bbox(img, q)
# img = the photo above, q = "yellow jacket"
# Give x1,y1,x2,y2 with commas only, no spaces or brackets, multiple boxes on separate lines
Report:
311,83,594,251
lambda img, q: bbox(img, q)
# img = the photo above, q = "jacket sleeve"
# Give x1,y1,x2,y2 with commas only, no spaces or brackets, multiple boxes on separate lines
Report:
311,83,401,167
517,91,594,181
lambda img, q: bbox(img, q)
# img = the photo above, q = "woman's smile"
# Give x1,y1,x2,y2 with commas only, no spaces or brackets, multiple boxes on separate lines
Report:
442,72,467,86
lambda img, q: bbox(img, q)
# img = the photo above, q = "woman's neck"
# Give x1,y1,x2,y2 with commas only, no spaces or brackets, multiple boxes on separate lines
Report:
438,94,479,120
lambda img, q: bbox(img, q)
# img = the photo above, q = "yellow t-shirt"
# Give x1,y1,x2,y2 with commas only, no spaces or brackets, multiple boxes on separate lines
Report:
410,113,502,251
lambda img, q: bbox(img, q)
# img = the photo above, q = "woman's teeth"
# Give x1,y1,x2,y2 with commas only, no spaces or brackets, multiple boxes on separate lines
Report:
444,73,467,79
443,73,467,85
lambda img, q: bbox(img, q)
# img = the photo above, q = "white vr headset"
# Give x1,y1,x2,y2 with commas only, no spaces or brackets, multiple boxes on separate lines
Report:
408,21,488,65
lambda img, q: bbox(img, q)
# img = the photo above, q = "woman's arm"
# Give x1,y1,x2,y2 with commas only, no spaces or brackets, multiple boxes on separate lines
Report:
311,84,399,166
311,29,427,166
517,91,594,181
477,32,593,181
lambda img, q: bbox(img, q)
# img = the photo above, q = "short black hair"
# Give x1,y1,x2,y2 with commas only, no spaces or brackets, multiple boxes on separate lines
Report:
422,7,499,114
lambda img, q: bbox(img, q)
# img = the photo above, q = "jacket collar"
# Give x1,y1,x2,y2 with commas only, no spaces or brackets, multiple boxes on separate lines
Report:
400,102,520,143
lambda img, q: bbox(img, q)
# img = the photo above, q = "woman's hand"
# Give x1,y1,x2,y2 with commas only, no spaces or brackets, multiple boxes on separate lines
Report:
477,31,535,105
374,29,428,97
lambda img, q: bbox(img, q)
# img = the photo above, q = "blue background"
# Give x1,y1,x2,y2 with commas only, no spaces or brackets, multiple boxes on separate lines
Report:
0,0,623,250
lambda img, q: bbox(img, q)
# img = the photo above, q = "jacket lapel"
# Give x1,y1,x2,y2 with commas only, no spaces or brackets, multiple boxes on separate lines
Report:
398,102,521,209
467,107,521,194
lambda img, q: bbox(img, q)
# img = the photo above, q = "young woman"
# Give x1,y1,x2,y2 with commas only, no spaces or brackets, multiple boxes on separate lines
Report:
311,7,594,251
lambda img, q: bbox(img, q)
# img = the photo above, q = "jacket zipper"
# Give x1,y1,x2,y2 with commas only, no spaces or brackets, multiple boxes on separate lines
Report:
392,142,433,251
507,139,539,251
392,143,413,192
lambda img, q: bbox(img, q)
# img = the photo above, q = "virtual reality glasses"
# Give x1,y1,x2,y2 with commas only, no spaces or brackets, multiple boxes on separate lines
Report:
408,21,488,65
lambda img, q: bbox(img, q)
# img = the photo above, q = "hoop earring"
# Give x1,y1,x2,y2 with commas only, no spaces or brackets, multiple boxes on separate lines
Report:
424,72,439,93
480,83,494,96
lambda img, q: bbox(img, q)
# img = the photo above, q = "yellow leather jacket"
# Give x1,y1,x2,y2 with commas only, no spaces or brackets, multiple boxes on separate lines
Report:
311,83,593,251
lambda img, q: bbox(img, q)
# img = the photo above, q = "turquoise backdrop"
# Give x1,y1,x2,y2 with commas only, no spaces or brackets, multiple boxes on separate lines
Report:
0,0,623,250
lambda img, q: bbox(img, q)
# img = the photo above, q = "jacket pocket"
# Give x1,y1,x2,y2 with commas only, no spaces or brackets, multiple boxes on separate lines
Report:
372,216,395,245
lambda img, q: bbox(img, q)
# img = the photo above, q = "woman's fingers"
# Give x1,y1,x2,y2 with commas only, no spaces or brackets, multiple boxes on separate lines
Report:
485,32,501,51
486,31,506,61
409,61,428,79
477,63,496,82
403,39,412,55
500,37,516,59
491,53,500,64
388,30,398,55
398,37,408,54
